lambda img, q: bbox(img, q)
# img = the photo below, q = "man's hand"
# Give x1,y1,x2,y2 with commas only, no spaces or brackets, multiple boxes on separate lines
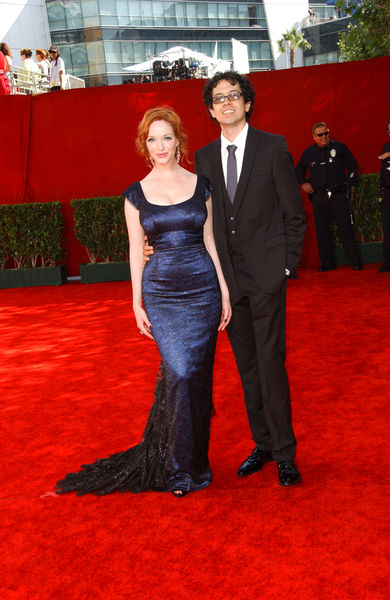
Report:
301,182,314,195
378,151,390,160
143,235,154,263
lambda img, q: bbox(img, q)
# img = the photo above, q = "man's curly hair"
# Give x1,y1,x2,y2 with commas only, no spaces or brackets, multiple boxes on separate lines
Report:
202,71,255,122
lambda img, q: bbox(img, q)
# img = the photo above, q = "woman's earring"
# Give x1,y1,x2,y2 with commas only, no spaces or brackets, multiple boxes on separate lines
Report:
149,155,154,167
176,147,181,163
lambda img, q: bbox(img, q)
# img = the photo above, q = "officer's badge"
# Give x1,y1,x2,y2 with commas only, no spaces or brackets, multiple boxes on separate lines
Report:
330,149,336,157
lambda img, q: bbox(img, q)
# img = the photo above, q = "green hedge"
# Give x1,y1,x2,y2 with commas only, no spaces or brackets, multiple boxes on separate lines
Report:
0,202,64,269
332,173,382,245
71,196,128,263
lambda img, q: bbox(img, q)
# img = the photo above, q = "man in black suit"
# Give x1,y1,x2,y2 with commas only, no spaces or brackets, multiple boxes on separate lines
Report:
194,71,306,486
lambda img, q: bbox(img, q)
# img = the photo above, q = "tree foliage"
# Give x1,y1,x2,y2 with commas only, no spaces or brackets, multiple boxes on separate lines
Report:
277,28,311,68
337,0,390,61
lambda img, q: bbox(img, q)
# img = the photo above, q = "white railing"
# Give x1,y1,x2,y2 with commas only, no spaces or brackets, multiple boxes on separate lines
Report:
8,66,85,95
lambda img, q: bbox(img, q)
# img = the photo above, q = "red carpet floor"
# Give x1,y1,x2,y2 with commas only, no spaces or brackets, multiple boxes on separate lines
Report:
1,265,390,599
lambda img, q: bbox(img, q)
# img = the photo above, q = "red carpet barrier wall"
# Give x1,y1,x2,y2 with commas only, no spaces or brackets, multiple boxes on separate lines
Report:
1,56,389,275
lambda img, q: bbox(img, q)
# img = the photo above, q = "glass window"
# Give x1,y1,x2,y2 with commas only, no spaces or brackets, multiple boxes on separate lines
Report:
164,2,177,27
152,1,164,19
129,1,142,26
239,4,249,26
72,65,88,76
101,16,119,25
208,3,218,27
220,42,232,61
71,44,88,66
141,1,153,26
186,3,197,27
86,41,105,72
218,4,229,27
116,0,128,16
49,20,67,31
60,45,71,68
81,0,100,26
121,42,134,62
65,1,82,18
81,0,99,16
47,2,66,21
104,41,122,63
228,4,239,27
99,0,116,15
175,3,185,26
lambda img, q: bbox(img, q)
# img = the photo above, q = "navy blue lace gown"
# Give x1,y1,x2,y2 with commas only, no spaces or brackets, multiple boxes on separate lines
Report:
55,175,221,495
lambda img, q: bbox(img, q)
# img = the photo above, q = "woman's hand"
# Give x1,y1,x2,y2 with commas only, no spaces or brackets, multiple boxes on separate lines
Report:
133,305,154,340
218,294,232,331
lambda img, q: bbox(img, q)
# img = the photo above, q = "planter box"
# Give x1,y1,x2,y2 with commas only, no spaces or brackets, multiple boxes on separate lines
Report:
0,265,67,288
80,261,131,284
334,242,383,266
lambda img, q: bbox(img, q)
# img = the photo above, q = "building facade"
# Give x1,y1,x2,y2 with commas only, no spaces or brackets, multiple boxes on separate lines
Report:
303,1,351,66
0,0,352,87
45,0,279,86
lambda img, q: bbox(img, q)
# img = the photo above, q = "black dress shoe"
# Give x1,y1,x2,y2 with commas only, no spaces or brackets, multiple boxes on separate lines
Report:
353,264,363,271
277,460,301,486
237,447,273,477
379,263,390,272
317,263,336,272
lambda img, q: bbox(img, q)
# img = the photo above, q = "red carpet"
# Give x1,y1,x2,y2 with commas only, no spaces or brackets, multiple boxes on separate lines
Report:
2,265,390,599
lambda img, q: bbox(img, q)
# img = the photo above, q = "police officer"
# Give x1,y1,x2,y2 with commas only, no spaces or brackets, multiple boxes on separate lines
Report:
378,120,390,272
296,122,362,271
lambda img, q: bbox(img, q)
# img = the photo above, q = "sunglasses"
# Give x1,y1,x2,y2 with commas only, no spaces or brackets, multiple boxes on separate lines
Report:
315,131,330,137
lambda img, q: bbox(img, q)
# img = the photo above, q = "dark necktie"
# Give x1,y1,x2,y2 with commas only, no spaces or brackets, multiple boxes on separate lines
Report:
226,144,238,203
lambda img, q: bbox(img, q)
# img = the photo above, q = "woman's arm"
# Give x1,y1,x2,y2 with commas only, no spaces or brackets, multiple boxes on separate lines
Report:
203,197,232,331
124,200,153,339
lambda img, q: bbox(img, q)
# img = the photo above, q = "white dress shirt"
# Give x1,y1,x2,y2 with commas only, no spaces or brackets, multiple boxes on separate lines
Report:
220,122,249,188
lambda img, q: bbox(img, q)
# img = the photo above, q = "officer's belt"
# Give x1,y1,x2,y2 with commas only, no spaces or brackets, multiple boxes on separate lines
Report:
314,183,347,197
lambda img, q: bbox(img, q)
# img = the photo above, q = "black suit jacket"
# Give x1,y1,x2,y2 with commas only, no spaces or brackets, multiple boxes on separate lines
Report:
194,126,306,298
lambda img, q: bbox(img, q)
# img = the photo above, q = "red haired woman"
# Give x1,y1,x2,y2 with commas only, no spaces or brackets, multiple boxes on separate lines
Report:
56,107,231,498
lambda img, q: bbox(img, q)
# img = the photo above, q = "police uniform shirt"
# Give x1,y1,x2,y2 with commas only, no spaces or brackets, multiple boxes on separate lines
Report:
295,140,358,191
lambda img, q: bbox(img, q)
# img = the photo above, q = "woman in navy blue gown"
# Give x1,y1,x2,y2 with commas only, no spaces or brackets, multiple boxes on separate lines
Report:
55,107,231,498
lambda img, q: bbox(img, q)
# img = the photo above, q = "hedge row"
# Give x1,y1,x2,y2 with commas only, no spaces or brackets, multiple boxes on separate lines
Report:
0,174,383,270
0,202,64,269
71,196,128,263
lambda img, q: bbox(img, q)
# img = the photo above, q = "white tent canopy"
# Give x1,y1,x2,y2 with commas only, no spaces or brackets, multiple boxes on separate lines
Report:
123,45,231,74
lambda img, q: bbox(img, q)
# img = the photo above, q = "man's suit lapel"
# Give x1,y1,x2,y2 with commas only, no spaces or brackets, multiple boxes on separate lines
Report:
209,139,229,215
233,126,258,214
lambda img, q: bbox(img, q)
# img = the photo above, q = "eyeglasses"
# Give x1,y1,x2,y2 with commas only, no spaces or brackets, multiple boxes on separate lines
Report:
315,131,330,137
212,91,243,104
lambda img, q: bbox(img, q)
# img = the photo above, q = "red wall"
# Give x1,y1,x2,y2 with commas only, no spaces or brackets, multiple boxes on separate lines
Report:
1,56,389,275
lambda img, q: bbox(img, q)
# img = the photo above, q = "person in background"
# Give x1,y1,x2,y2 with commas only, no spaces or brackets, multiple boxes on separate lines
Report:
48,46,65,91
378,120,390,272
0,42,12,67
35,49,50,83
0,49,11,95
295,122,362,272
0,43,13,92
18,48,40,92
